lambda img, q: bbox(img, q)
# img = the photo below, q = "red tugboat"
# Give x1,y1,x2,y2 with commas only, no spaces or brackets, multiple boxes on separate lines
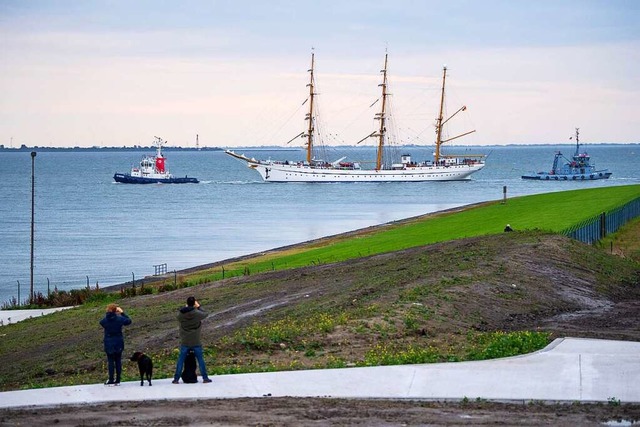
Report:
114,137,199,184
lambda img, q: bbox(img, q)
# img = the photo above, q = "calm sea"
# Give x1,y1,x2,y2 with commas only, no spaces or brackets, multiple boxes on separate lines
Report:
1,145,638,304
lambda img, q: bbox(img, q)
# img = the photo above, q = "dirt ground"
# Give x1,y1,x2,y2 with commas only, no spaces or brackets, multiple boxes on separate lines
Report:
2,397,640,426
2,231,640,425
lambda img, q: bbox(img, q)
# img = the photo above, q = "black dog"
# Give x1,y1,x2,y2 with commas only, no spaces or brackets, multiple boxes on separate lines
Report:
130,351,153,386
181,349,198,383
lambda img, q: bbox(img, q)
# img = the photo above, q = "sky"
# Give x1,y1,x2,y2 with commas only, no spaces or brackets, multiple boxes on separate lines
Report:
0,0,639,148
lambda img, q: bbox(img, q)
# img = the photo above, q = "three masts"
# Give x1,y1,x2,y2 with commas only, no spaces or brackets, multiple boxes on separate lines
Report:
226,52,486,182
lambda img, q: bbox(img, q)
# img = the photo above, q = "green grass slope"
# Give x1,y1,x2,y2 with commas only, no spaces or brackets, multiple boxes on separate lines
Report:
0,185,639,391
1,230,638,391
180,185,640,286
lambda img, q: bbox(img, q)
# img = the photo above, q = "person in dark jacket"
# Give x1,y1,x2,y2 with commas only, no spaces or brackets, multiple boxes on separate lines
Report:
99,303,132,385
172,296,212,383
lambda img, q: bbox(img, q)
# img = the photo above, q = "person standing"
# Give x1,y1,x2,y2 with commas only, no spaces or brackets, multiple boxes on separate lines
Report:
173,296,212,384
99,303,132,386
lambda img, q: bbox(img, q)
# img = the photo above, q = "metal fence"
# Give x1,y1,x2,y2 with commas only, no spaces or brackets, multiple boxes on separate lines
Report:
562,197,640,244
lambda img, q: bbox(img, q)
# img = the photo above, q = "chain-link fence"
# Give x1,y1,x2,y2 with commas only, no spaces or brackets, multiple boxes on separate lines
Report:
562,197,640,244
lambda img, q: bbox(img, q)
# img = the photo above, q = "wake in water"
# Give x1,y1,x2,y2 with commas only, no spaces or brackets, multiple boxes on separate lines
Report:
216,180,265,185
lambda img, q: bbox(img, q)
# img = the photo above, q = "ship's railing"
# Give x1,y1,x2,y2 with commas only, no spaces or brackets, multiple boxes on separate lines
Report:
562,196,640,244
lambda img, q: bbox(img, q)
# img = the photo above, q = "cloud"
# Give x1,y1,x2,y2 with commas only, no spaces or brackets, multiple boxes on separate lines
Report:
1,2,639,147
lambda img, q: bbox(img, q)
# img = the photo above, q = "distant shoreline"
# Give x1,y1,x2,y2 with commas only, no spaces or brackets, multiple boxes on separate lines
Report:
0,146,224,152
1,143,638,152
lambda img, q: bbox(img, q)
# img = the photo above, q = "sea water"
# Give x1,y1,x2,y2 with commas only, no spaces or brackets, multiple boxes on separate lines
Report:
1,145,638,304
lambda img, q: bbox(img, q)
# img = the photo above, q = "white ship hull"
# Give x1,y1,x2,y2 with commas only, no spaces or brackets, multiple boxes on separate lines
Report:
226,151,484,182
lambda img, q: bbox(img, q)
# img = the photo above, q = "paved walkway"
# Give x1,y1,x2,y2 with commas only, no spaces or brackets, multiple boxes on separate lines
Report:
0,307,74,326
1,337,638,409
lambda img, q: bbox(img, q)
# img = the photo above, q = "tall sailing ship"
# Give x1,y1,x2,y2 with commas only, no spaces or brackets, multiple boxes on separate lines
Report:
225,53,485,182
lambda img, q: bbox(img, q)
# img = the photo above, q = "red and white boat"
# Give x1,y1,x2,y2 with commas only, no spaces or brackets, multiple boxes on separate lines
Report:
114,137,199,184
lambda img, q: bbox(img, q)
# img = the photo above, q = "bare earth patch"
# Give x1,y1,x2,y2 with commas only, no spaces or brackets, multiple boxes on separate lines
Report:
2,398,640,426
1,231,639,425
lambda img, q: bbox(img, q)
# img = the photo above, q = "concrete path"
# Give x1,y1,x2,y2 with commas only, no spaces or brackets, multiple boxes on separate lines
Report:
1,337,638,409
0,307,74,325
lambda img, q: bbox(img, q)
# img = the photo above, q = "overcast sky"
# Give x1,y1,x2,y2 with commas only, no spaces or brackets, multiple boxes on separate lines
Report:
1,0,638,147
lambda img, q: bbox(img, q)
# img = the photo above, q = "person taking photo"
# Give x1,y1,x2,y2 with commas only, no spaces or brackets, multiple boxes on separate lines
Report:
99,303,132,386
172,296,212,384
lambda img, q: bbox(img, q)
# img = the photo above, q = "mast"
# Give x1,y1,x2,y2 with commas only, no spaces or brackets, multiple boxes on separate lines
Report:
574,128,580,157
305,51,316,163
374,52,389,171
435,66,447,165
153,136,165,158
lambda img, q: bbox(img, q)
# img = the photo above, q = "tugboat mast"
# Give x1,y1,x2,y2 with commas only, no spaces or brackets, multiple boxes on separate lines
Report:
153,136,166,158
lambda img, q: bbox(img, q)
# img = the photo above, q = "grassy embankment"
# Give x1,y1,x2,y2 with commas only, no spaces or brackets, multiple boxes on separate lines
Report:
0,185,639,391
167,184,640,287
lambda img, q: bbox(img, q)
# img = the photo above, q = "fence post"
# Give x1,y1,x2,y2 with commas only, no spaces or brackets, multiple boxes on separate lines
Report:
30,151,36,305
562,197,640,245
